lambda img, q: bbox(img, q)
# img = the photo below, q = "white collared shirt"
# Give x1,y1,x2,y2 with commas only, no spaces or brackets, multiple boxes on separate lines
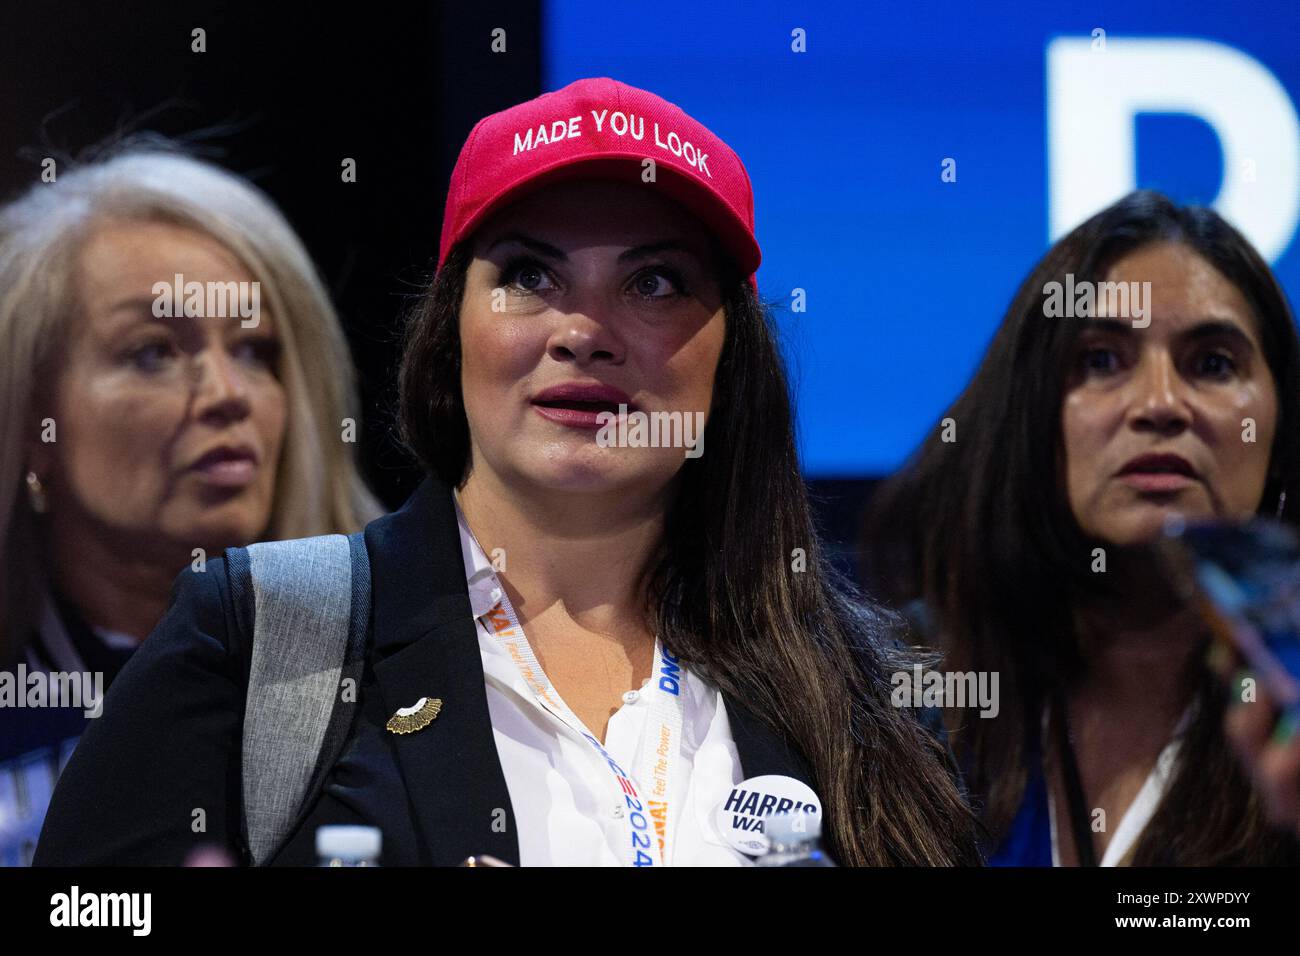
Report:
24,590,138,674
454,499,751,866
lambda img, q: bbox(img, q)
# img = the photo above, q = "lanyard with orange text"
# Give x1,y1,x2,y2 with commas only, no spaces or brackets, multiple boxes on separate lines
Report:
479,587,685,866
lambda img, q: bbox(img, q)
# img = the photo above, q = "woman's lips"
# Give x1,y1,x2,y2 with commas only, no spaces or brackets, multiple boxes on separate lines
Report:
530,382,635,431
1117,472,1196,492
188,449,259,487
531,401,621,430
1115,452,1198,493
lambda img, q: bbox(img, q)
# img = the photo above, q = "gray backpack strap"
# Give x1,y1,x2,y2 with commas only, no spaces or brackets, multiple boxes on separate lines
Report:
240,534,359,866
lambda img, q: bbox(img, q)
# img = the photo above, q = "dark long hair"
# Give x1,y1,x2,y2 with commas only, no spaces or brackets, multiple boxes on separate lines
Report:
399,239,982,865
861,190,1300,864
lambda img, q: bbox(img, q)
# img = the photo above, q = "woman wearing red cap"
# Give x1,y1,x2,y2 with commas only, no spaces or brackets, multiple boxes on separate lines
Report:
36,79,980,867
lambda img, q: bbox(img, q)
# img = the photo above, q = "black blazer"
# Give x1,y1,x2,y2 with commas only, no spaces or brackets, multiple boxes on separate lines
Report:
34,477,818,866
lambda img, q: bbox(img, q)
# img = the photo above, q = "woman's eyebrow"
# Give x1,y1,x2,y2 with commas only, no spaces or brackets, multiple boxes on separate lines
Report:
1181,319,1257,351
109,295,168,316
105,297,184,329
485,233,702,266
617,240,699,264
1078,317,1133,336
1079,315,1259,352
485,233,566,260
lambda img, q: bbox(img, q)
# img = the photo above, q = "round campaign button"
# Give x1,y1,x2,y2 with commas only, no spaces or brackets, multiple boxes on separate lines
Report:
713,774,821,856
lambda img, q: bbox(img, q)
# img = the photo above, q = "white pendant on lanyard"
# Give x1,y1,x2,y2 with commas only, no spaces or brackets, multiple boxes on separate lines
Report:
480,586,686,867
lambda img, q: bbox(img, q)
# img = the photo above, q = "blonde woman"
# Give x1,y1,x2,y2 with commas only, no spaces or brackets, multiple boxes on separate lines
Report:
0,144,381,864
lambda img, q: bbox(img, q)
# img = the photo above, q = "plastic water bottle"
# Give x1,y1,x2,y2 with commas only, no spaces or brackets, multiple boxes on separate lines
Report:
316,825,382,866
755,811,837,866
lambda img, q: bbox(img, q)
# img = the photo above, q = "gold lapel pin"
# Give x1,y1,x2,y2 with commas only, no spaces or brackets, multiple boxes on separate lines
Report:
386,696,443,735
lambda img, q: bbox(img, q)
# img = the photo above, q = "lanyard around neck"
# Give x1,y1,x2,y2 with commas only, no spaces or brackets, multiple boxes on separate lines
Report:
478,581,687,867
1051,691,1099,868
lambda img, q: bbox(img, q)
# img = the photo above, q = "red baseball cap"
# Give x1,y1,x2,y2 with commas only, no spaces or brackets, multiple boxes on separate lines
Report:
437,77,761,289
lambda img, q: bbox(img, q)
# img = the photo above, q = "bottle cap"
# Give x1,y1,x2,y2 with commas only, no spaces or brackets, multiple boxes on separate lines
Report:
764,809,821,847
316,825,382,862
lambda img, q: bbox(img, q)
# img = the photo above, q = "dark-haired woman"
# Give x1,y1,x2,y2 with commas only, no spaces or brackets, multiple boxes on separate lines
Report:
863,190,1300,866
36,78,979,867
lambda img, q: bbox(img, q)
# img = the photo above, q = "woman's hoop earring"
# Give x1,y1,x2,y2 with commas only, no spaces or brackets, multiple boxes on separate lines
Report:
25,471,48,514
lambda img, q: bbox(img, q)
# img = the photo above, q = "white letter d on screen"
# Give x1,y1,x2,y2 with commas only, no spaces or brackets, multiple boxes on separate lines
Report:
1047,36,1300,261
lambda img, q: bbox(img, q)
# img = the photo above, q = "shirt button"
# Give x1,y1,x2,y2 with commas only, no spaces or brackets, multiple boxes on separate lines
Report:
622,690,640,704
612,804,625,819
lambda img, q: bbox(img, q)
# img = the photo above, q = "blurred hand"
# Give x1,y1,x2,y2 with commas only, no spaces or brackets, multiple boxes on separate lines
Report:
1224,670,1300,838
183,844,236,867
